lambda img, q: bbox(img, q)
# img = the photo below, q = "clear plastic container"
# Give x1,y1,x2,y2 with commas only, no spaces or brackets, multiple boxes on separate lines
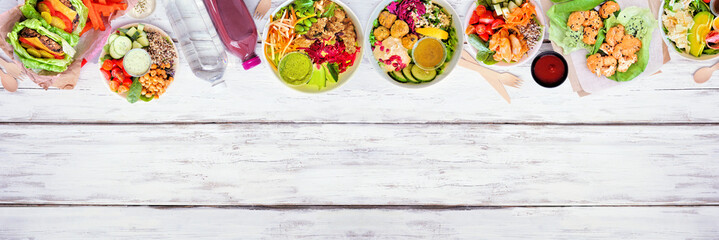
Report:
165,0,228,87
202,0,261,70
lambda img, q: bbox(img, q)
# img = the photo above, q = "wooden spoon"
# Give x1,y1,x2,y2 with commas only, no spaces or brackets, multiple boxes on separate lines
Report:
694,61,719,84
0,70,18,92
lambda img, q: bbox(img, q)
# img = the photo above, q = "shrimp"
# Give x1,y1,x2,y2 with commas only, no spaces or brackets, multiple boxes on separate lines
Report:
599,1,620,19
567,11,587,31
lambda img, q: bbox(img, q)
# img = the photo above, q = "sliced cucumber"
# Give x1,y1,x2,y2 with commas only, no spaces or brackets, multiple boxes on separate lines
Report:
137,24,145,32
111,36,132,57
508,2,518,12
118,28,129,36
502,7,510,16
514,0,523,5
494,4,503,15
411,65,437,82
109,46,123,59
136,36,150,47
126,27,138,40
491,0,505,3
132,41,143,49
108,34,119,45
402,65,418,83
389,71,407,83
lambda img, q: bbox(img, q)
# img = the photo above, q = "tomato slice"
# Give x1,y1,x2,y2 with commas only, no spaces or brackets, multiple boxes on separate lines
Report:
101,59,115,71
478,12,494,25
474,5,487,16
111,67,125,82
479,33,490,42
469,13,480,25
475,24,488,36
465,25,476,35
491,19,505,29
101,68,111,81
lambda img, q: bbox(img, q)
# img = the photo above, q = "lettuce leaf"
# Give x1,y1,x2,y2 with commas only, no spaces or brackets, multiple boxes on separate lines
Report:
20,0,88,46
547,0,605,53
607,7,656,82
6,19,74,73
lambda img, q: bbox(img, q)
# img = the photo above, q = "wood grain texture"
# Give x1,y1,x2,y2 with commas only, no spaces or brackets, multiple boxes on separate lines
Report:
1,123,717,205
1,1,718,124
1,206,718,239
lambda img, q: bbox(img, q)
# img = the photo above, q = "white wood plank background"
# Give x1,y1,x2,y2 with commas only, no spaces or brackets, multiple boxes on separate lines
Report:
2,0,719,238
2,206,718,239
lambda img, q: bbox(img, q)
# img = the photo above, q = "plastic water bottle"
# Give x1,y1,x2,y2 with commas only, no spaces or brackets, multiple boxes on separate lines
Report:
165,0,228,87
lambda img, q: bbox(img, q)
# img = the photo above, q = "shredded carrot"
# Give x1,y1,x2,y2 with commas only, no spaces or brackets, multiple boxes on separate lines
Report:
504,2,537,28
264,8,300,70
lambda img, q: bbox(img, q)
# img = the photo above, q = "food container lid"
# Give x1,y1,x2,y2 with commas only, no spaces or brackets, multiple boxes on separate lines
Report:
242,56,262,70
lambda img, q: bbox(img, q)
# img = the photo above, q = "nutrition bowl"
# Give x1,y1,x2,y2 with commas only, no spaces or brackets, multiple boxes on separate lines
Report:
260,0,364,94
365,0,464,89
464,0,545,67
99,23,179,102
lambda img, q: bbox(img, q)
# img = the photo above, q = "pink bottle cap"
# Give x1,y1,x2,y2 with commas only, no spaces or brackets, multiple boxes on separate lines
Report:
242,56,261,70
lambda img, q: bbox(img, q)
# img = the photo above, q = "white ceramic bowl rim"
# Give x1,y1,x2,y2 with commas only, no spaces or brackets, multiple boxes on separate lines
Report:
364,0,464,89
463,0,546,67
260,0,364,94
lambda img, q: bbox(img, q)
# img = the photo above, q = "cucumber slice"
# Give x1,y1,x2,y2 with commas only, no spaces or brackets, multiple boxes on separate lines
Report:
137,24,145,32
389,71,407,83
136,36,150,47
132,41,143,49
108,34,119,44
514,0,523,5
109,46,123,59
111,36,132,57
502,7,510,16
126,27,138,39
508,2,518,12
402,65,418,83
118,28,129,36
494,4,503,15
411,65,437,82
491,0,505,3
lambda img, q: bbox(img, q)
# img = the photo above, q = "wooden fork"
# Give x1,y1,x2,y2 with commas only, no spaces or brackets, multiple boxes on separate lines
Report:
253,0,272,20
0,58,29,82
460,50,523,88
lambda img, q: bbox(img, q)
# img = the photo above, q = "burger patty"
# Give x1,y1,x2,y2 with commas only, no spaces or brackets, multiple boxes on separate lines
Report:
18,28,63,54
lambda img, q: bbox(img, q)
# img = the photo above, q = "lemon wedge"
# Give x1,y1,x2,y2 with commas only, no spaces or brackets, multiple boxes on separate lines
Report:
416,28,449,40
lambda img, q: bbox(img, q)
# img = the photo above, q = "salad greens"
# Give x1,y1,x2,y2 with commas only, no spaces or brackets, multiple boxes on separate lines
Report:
547,0,605,53
467,34,498,65
126,78,143,103
606,7,656,82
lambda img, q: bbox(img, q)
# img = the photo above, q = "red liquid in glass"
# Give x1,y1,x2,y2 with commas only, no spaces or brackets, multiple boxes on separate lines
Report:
203,0,261,70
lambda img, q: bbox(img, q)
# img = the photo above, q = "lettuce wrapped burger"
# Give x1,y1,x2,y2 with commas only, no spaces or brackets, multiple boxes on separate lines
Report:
20,0,88,46
7,19,76,73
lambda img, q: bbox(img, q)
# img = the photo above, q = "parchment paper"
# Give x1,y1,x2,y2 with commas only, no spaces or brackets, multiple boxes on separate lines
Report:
0,1,136,89
540,0,671,96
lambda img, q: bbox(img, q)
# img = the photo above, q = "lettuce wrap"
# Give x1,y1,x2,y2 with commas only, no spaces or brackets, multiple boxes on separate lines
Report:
606,6,656,82
20,0,88,46
6,19,75,73
547,0,605,53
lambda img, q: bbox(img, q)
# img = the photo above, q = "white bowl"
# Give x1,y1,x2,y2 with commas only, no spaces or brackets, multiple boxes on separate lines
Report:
99,23,179,102
464,0,546,67
261,0,363,94
365,0,464,89
658,0,719,61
